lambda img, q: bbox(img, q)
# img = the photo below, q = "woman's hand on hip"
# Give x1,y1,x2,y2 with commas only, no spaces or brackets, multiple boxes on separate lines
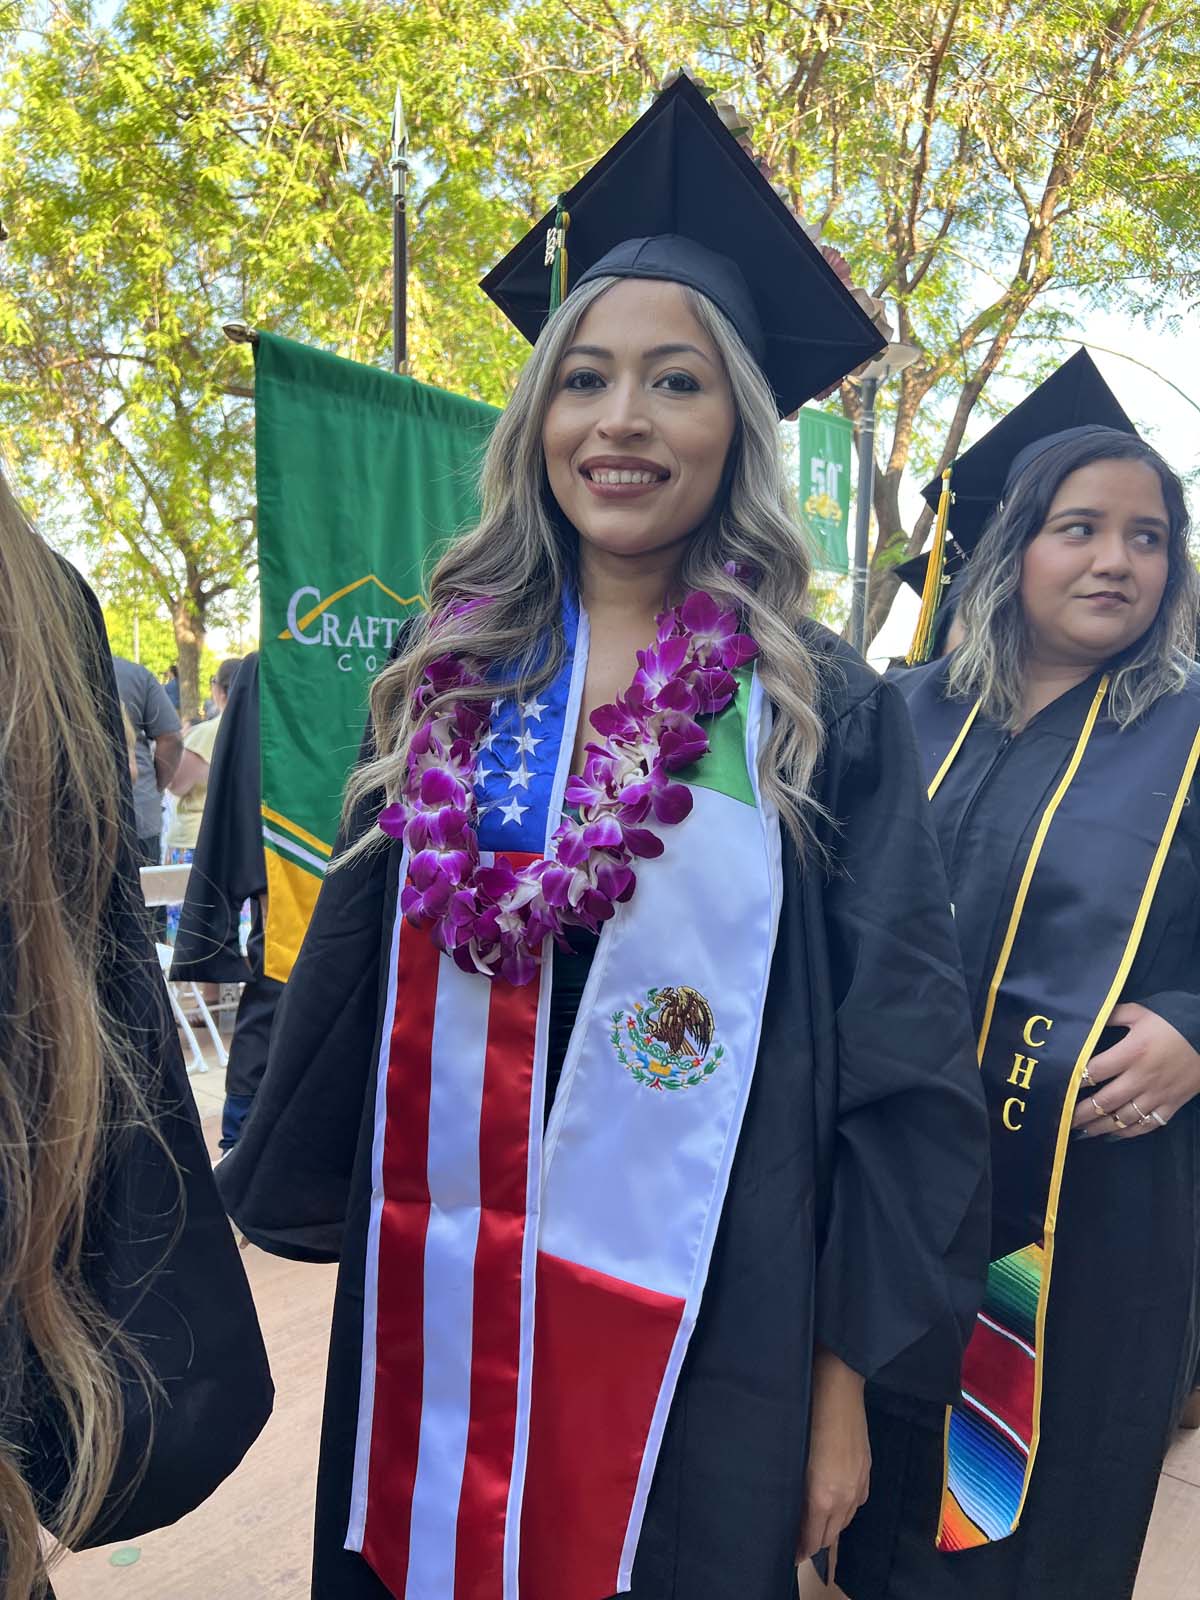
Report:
1072,1002,1200,1139
797,1346,871,1563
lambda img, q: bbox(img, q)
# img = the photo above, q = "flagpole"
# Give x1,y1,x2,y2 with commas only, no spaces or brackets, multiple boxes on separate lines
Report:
390,86,409,375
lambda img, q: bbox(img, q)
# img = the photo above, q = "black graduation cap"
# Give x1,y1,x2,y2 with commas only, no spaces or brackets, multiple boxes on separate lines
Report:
919,349,1137,557
899,350,1139,605
480,73,886,417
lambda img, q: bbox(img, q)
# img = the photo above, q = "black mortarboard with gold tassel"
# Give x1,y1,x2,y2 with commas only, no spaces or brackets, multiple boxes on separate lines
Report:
899,350,1138,662
481,72,886,417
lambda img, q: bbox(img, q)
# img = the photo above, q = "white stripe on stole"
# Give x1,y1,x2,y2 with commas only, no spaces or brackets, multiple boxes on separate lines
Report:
346,847,408,1552
538,675,781,1592
618,675,782,1588
405,958,492,1596
503,604,591,1599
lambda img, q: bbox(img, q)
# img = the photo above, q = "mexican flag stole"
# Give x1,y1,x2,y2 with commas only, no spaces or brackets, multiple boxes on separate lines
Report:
911,670,1200,1551
345,607,782,1600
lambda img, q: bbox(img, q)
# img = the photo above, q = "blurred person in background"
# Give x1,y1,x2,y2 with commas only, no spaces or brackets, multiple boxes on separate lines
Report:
162,661,181,710
165,657,241,942
0,471,272,1598
170,651,284,1154
111,652,180,870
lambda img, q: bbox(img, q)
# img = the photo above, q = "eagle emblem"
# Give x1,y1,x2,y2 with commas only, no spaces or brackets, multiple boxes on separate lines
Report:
611,986,723,1092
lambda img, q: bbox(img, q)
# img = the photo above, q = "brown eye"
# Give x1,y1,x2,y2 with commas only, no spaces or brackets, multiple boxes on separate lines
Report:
657,371,700,393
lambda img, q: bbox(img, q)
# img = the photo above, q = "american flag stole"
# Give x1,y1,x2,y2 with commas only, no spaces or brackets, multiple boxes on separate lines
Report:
345,603,783,1599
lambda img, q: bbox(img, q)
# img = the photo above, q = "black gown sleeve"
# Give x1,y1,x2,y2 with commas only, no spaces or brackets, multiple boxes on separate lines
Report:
1130,778,1200,1055
813,673,992,1404
171,651,266,984
20,573,274,1546
213,623,425,1261
212,758,392,1262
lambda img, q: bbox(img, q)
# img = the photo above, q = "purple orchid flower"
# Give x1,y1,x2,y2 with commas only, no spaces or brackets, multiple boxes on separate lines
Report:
395,586,755,982
679,591,757,669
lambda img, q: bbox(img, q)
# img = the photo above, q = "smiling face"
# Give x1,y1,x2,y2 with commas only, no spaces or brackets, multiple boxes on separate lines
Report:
541,278,737,570
1018,457,1171,668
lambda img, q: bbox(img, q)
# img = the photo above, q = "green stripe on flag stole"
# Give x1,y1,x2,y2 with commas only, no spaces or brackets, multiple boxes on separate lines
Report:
675,665,757,807
982,1245,1041,1346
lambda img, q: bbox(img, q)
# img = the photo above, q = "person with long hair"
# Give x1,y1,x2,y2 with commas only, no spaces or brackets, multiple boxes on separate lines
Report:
0,467,274,1598
217,77,989,1600
836,386,1200,1600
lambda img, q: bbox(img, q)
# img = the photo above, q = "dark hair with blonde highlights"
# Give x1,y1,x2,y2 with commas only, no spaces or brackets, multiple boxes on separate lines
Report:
948,430,1198,728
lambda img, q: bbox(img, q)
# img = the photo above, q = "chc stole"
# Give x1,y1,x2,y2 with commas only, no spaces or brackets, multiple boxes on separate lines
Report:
345,605,782,1599
909,670,1200,1551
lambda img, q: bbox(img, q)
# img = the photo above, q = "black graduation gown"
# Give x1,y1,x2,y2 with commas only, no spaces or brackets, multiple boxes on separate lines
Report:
170,651,284,1129
837,662,1200,1600
3,574,274,1565
216,630,991,1600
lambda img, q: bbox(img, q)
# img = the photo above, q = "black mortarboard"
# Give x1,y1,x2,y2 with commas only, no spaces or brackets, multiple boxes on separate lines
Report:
900,350,1139,614
480,74,886,417
918,349,1137,556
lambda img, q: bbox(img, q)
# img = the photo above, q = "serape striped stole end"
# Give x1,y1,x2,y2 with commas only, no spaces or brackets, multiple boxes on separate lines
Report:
938,1244,1042,1549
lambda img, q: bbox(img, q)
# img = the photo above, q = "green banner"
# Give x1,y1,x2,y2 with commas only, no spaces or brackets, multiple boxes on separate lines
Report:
255,331,499,981
798,408,853,573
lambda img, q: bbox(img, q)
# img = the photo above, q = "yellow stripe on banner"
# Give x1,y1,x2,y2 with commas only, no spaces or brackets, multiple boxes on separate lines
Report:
927,700,982,800
264,848,324,984
277,574,427,638
974,676,1110,1067
1015,711,1200,1531
261,803,333,859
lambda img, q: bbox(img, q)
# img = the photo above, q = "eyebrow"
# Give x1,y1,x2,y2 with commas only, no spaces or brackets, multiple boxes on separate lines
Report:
1049,505,1170,531
561,341,714,367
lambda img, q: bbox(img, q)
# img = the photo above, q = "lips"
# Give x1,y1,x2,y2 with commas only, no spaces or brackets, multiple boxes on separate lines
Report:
579,456,670,487
1080,591,1130,603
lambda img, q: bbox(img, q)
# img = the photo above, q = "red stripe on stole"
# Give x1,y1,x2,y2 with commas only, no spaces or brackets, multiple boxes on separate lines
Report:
962,1318,1036,1448
520,1253,685,1600
454,962,542,1600
361,915,441,1593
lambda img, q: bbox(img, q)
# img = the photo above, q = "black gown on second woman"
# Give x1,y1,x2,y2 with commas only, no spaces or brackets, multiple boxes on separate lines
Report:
837,660,1200,1600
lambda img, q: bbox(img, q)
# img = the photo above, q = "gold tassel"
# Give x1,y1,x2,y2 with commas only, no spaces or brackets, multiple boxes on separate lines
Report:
906,466,954,666
547,195,571,312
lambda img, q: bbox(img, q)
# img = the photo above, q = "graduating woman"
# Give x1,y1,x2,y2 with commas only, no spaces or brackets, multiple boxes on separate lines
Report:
217,75,990,1600
0,473,274,1597
837,365,1200,1600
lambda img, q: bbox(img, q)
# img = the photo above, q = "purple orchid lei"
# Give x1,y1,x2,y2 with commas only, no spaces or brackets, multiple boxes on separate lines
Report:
378,590,757,986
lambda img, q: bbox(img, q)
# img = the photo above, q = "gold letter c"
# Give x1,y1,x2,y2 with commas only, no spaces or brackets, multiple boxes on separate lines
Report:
1002,1096,1026,1132
1023,1015,1053,1049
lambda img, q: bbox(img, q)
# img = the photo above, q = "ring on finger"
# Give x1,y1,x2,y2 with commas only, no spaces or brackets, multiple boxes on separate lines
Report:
1129,1099,1153,1125
1090,1096,1108,1120
1151,1109,1168,1128
1110,1110,1129,1130
1080,1065,1096,1089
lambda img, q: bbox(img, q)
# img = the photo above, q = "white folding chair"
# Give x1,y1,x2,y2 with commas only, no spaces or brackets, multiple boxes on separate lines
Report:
140,864,228,1074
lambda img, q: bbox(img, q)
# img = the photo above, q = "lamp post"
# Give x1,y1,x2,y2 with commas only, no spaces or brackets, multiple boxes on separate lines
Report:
848,342,920,654
390,86,409,375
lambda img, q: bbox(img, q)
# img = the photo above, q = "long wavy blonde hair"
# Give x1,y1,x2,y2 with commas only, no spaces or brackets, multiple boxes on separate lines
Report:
949,430,1198,728
345,276,831,852
0,474,156,1596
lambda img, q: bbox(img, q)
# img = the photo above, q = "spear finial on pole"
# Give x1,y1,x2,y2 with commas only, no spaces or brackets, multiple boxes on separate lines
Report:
390,85,409,375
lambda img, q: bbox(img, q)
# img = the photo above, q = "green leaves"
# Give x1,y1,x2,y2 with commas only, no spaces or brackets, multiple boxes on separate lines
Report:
3,0,1197,668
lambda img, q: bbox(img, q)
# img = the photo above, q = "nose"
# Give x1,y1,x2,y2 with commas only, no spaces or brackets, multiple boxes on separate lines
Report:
595,376,650,441
1090,528,1133,578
